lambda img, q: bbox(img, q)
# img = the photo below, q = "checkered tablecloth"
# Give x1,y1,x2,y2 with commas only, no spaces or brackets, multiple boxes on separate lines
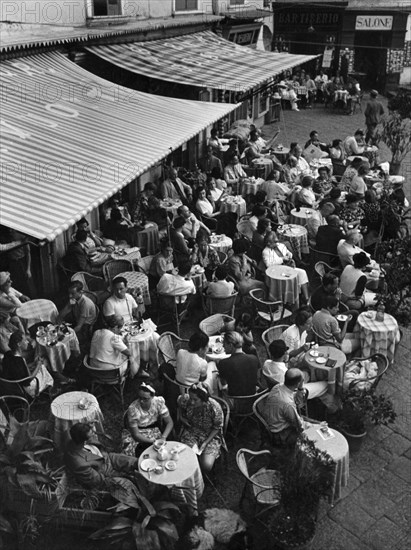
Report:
220,196,247,218
117,271,151,305
16,299,58,328
277,224,309,261
354,312,400,364
136,223,159,255
36,328,80,374
241,178,264,197
296,86,308,96
290,208,316,227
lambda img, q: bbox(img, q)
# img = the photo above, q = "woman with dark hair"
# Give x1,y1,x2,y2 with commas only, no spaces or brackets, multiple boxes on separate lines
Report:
329,139,346,163
176,332,217,391
297,176,317,207
195,187,217,218
122,382,173,456
149,239,175,286
177,383,224,472
280,308,313,366
103,208,135,245
251,218,272,263
226,239,266,295
191,233,220,280
313,166,336,197
235,312,257,356
170,216,191,265
340,157,363,191
339,252,377,310
349,162,369,198
339,194,365,230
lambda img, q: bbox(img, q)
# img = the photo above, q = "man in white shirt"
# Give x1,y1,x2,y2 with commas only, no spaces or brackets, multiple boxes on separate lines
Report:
90,315,130,376
291,145,310,178
343,129,366,156
103,277,138,324
262,339,289,387
177,205,210,242
337,230,375,268
306,201,335,246
157,261,196,304
206,266,235,298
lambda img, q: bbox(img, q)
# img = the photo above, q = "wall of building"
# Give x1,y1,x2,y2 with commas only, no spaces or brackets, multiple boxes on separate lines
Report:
400,13,411,85
1,1,87,26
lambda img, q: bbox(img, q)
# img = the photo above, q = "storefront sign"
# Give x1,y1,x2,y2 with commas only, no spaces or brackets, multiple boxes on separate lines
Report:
355,16,393,31
277,12,340,27
322,46,334,68
237,31,253,45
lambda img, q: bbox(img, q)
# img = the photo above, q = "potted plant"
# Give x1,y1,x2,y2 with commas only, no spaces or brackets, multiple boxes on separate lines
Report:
89,477,181,550
333,388,397,452
267,434,335,549
375,94,411,174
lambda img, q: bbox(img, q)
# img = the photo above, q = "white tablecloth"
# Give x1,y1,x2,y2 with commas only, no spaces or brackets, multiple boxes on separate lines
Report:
124,319,159,377
241,178,264,197
50,391,104,449
159,199,182,219
220,196,247,218
209,234,233,254
290,208,316,227
16,299,58,328
36,328,80,373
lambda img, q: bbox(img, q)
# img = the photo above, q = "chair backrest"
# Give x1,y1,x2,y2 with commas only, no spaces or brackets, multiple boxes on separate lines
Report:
227,389,269,416
347,353,389,391
261,324,290,357
204,293,238,316
249,288,285,324
0,395,30,445
252,393,272,434
157,332,189,365
137,255,155,275
199,314,235,336
103,259,134,284
212,395,230,442
309,247,341,269
236,448,272,483
216,250,228,265
71,272,106,292
163,372,190,418
83,356,125,383
83,290,98,306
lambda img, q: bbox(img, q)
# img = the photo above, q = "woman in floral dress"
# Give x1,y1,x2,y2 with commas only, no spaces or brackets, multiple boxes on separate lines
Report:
178,383,224,473
122,383,174,457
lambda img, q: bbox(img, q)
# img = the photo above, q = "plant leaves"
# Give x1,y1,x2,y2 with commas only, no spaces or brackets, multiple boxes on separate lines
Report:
0,514,13,534
16,473,42,498
89,517,132,540
153,501,180,514
107,477,141,510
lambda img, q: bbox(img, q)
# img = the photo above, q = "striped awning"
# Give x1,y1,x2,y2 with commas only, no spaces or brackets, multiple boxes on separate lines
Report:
0,52,238,242
87,30,317,93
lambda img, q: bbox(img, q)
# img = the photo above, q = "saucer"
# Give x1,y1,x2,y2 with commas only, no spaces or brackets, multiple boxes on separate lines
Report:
165,460,177,471
140,459,157,472
316,357,327,364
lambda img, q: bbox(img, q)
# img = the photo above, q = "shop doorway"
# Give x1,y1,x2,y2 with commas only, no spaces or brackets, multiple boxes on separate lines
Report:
354,31,390,90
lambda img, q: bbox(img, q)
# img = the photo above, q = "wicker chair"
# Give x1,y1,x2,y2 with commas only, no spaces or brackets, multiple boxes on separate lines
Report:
261,324,290,357
103,259,134,285
216,250,228,265
314,261,341,281
344,353,389,391
0,364,42,402
83,355,128,410
309,247,341,269
253,393,274,449
71,273,109,305
223,389,268,438
236,216,254,240
136,255,155,275
202,292,238,316
249,288,292,326
236,448,281,518
156,293,190,337
199,314,235,336
157,332,189,367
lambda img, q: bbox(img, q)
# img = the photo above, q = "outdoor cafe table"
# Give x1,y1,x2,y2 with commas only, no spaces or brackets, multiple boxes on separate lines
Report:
290,208,316,226
241,177,264,197
190,265,207,291
304,425,349,503
334,89,349,104
117,271,151,305
209,234,233,254
111,247,141,264
220,195,247,218
123,319,159,377
50,391,104,450
138,441,204,515
159,199,182,219
16,299,58,328
36,328,80,374
277,224,309,261
271,146,290,164
136,223,159,255
354,311,400,364
303,346,346,396
265,265,299,308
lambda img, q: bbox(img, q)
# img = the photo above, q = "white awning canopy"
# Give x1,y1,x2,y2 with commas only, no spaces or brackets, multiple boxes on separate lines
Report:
0,52,238,241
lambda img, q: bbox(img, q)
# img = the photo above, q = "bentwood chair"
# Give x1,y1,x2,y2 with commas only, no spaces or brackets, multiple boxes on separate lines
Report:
157,332,189,367
261,324,290,357
202,292,238,317
156,293,190,337
249,289,293,327
83,356,128,411
103,259,134,285
223,389,269,438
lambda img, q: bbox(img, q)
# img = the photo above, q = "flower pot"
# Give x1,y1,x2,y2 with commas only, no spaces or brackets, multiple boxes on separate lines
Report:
340,428,367,453
269,516,316,549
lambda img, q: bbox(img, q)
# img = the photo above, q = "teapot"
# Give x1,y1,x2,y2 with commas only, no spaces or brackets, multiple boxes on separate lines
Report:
157,446,169,462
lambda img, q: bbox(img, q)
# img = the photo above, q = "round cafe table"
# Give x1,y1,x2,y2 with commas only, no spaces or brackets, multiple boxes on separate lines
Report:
36,328,80,374
220,196,247,218
277,224,309,261
50,391,104,450
241,178,264,197
206,335,230,363
347,155,368,164
111,247,141,264
290,208,316,227
271,147,290,164
303,346,346,395
355,311,400,364
123,319,160,377
117,271,151,305
16,299,58,328
159,199,182,219
138,441,204,514
136,223,159,256
304,426,349,503
265,265,299,308
209,234,233,254
190,266,207,291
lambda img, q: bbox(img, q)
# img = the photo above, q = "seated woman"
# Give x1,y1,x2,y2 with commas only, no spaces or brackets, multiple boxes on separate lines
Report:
195,186,218,219
176,332,217,393
104,196,131,223
177,383,224,472
123,382,174,457
261,232,309,303
0,311,24,355
339,194,366,231
262,170,293,202
340,157,363,191
339,252,378,310
283,156,301,187
90,315,130,376
251,218,272,264
313,166,336,197
170,216,191,265
149,239,175,287
349,162,369,198
103,208,135,246
281,308,313,368
329,138,347,176
297,176,318,207
206,172,226,204
2,332,54,398
235,313,257,356
226,238,266,296
191,233,220,281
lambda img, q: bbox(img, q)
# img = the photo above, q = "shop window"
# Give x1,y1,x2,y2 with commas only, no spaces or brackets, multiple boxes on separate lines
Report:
91,0,122,17
230,0,245,5
175,0,198,11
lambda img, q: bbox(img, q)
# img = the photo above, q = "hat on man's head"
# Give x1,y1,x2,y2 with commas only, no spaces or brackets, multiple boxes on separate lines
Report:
0,272,11,286
354,128,365,136
269,339,289,358
273,92,282,99
278,81,287,88
370,90,378,97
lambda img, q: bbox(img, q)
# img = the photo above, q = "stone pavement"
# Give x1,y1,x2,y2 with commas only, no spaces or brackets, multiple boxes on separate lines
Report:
200,100,411,550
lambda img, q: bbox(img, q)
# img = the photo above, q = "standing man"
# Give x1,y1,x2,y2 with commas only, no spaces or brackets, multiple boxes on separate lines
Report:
364,90,384,145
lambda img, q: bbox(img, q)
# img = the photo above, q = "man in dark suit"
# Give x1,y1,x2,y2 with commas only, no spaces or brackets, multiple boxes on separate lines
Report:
63,230,102,275
199,146,223,176
64,423,137,489
218,331,260,397
315,215,345,257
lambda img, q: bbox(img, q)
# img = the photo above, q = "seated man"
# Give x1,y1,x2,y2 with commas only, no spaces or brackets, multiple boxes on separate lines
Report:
71,218,103,251
306,201,335,246
312,295,360,354
248,204,268,231
156,260,196,304
304,130,328,152
199,145,223,176
63,230,103,275
103,277,138,325
311,273,358,332
0,271,30,315
177,204,210,243
262,339,289,388
223,154,247,194
89,315,130,377
218,331,260,397
315,215,345,257
160,167,192,204
261,369,306,447
337,230,379,269
64,422,138,489
60,281,98,348
206,265,235,298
